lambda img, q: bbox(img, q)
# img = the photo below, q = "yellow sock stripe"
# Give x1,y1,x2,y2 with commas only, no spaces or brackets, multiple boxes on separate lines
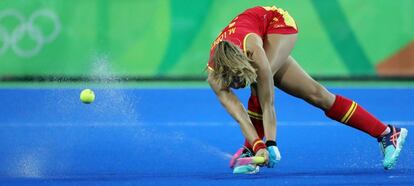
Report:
247,110,262,120
247,110,262,117
249,115,262,120
344,103,358,124
341,101,356,123
252,140,264,151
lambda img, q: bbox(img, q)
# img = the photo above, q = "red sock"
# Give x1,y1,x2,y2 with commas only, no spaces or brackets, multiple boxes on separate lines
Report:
325,95,387,138
244,95,265,149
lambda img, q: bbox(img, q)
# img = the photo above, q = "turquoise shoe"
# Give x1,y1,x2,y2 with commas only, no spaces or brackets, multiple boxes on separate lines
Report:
378,125,408,170
233,164,259,174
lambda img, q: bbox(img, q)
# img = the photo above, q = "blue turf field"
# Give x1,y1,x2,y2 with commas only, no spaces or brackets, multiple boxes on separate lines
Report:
0,87,413,185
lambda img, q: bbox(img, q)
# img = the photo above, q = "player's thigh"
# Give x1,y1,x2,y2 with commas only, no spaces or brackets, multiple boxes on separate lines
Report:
273,56,335,110
263,34,298,74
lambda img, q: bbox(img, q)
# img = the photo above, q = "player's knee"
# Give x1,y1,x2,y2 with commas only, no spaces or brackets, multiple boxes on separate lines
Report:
304,84,330,109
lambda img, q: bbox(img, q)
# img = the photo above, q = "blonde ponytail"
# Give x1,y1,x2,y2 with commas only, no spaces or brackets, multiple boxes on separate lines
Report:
210,41,257,88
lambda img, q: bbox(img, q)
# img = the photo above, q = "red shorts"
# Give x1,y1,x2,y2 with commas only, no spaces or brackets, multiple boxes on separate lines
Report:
208,6,298,70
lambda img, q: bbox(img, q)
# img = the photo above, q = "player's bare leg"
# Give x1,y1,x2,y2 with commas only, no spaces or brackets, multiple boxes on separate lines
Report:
264,34,298,74
273,56,335,110
273,56,408,169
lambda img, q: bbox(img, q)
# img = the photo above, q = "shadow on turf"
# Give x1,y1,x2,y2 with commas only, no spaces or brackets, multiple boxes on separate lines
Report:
1,168,411,181
207,168,413,180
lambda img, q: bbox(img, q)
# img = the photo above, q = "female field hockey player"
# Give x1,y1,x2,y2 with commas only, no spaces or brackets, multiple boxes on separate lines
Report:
206,5,408,174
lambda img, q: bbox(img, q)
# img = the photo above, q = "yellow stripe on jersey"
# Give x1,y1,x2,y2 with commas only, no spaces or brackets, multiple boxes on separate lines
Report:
341,102,356,123
243,33,255,56
263,6,297,30
262,6,278,11
277,8,297,30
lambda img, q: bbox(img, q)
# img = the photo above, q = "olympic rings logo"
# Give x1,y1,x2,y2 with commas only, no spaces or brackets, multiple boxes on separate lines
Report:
0,9,61,58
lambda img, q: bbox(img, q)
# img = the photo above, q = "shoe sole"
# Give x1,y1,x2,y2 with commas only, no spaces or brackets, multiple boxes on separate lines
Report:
384,128,408,170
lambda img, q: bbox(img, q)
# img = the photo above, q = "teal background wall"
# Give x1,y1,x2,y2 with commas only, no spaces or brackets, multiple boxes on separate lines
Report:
0,0,413,78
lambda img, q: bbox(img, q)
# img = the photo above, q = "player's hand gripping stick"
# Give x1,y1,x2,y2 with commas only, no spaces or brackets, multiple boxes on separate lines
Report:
266,140,281,168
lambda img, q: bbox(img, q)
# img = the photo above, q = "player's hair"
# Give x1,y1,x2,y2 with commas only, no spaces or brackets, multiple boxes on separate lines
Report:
210,40,257,87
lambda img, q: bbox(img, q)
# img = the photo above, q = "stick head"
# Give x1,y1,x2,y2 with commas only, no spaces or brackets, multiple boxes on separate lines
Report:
236,156,265,166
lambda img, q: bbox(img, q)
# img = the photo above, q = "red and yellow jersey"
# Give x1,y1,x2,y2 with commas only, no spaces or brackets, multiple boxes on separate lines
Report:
207,6,298,71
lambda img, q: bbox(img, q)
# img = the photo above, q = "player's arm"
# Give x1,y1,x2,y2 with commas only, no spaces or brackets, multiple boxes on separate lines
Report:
207,71,260,146
246,36,277,142
246,36,280,167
